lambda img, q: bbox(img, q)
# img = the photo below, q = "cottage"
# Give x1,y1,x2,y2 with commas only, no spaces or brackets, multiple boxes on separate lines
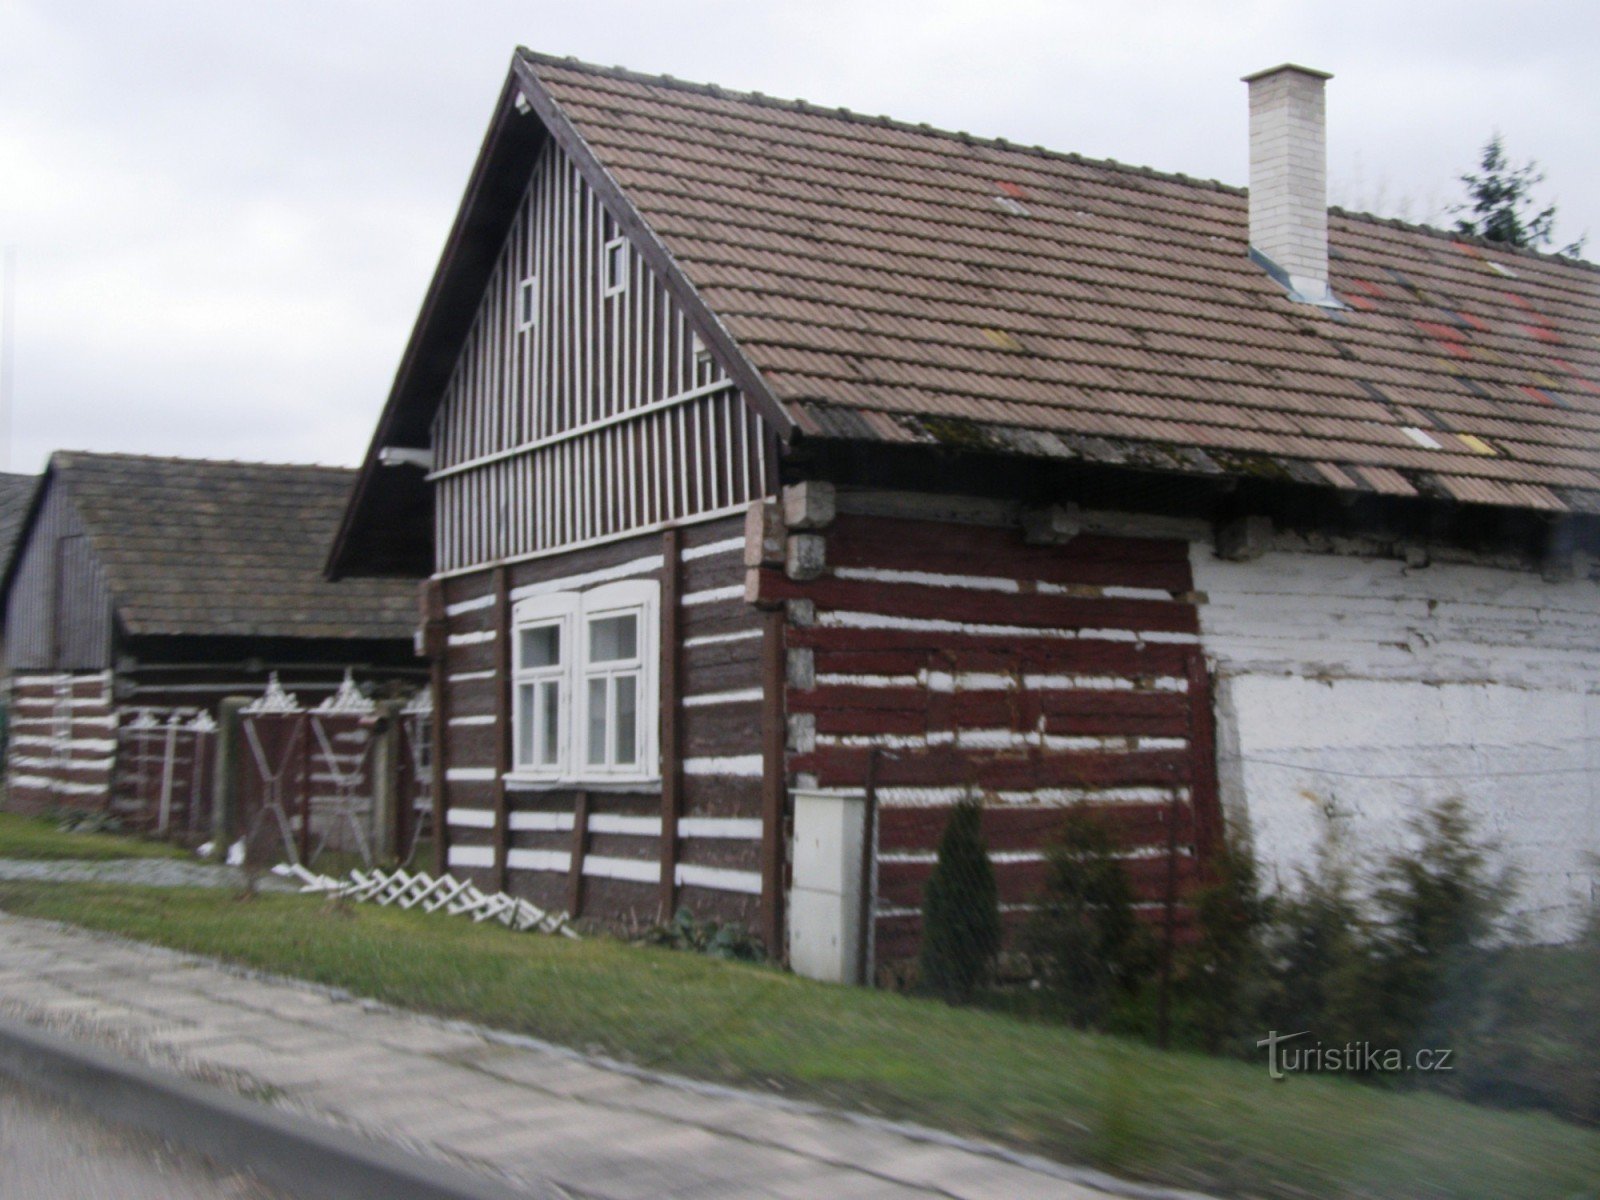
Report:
3,452,423,819
331,52,1600,966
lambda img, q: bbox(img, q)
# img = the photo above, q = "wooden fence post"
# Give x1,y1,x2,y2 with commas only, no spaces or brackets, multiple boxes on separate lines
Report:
208,697,250,862
369,701,403,864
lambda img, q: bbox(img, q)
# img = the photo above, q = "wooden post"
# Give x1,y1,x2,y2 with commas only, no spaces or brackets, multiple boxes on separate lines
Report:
1186,650,1224,868
297,713,312,865
369,701,402,864
208,697,249,862
423,581,450,878
491,567,511,893
568,790,590,918
657,528,682,919
759,607,786,958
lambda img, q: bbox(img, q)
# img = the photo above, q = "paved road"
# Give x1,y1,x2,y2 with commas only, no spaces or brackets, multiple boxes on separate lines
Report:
0,1080,289,1199
0,912,1205,1200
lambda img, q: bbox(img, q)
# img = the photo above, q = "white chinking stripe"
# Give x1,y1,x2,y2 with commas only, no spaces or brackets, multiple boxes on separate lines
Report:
9,754,114,771
813,670,1188,694
445,767,496,782
12,696,112,710
448,715,495,726
803,784,1189,807
682,585,744,606
511,811,576,832
447,630,497,646
8,776,107,795
447,845,494,869
679,817,762,839
10,735,117,753
684,629,761,649
508,848,571,872
833,567,1184,605
682,688,762,708
587,814,662,836
448,670,495,684
881,844,1174,866
683,754,763,777
816,610,1197,644
814,731,1188,752
446,808,495,829
9,716,117,730
681,535,744,561
583,855,659,884
444,593,495,616
675,863,761,895
508,551,664,603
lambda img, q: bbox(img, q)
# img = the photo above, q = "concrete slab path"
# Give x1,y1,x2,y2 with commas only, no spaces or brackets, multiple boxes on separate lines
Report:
0,912,1205,1200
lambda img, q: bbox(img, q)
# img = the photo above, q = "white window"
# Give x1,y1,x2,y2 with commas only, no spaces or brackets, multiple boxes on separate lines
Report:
603,237,628,297
691,333,719,388
511,592,575,776
517,275,538,331
508,580,658,784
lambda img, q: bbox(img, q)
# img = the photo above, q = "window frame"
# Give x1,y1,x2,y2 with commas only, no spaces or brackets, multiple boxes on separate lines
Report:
517,275,539,332
509,592,577,779
505,580,659,787
602,237,629,298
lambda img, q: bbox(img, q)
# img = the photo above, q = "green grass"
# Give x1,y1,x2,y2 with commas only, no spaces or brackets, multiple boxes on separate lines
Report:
0,882,1596,1199
0,812,192,862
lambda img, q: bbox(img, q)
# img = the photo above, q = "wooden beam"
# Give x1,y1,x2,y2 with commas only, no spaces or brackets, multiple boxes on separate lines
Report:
568,790,590,918
657,527,682,919
759,607,786,958
490,566,511,892
424,581,450,879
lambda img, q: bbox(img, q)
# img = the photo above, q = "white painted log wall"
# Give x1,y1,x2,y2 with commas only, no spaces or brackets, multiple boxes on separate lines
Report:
1192,544,1600,940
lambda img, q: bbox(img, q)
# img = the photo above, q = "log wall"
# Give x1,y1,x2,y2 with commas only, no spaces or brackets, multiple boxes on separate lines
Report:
436,513,769,931
752,509,1222,974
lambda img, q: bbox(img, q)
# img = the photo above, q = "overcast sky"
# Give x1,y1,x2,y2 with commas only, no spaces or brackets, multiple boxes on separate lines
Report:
1,0,1594,477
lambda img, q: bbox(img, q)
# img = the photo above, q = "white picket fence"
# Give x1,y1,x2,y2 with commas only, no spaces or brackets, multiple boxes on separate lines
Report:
271,862,576,937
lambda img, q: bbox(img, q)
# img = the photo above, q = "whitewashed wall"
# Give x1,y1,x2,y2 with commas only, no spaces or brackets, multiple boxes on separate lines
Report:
1192,544,1600,940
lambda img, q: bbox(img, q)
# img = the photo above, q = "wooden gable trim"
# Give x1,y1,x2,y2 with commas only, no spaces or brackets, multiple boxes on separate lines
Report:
509,55,796,447
330,66,551,579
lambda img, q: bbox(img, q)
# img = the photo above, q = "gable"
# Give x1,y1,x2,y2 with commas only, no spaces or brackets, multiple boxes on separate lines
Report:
431,137,774,575
3,473,113,671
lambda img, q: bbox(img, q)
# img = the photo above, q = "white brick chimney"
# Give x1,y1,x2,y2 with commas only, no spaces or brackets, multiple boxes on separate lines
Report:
1242,64,1338,307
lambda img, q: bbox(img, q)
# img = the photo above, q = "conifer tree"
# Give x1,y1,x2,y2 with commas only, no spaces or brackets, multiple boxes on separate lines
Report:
919,795,1001,1002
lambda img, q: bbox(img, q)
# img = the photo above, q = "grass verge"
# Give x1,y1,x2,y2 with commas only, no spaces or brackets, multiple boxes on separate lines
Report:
0,880,1596,1200
0,812,192,862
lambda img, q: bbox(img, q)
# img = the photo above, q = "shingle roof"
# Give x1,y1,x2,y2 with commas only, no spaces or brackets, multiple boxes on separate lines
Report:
47,453,416,641
0,472,38,576
525,51,1600,512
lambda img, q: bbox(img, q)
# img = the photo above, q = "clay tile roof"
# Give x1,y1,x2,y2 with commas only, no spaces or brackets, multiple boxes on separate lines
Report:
48,453,416,641
525,50,1600,512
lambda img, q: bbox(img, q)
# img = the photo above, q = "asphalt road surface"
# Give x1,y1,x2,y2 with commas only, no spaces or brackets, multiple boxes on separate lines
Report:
0,1079,293,1200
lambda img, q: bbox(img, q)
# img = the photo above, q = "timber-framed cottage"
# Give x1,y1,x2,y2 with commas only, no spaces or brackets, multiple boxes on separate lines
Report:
333,52,1600,968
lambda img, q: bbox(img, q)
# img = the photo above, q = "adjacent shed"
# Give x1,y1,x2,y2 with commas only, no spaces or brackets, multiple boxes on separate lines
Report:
2,452,423,816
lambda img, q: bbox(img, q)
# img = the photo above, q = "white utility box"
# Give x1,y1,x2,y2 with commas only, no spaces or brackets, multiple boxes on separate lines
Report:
788,789,869,984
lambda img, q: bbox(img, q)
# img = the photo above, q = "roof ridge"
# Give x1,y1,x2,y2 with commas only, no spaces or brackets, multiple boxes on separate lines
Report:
516,48,1244,197
51,449,359,474
519,48,1597,276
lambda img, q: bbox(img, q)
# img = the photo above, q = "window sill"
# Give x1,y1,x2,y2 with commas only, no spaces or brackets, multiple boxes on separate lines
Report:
503,774,662,794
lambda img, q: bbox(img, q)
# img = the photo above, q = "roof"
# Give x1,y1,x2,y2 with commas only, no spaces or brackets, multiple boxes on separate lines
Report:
20,453,417,642
0,472,38,577
332,50,1600,574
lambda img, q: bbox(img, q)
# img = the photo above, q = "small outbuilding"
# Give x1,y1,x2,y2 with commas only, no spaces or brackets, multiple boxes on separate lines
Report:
2,451,423,817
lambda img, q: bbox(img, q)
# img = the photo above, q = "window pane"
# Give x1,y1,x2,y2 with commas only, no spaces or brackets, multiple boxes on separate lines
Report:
587,677,608,766
589,613,637,663
515,683,535,768
537,680,560,766
519,624,560,669
614,674,638,766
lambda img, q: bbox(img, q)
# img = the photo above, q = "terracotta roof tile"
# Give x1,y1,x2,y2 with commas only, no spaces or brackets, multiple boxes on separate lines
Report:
525,53,1600,513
